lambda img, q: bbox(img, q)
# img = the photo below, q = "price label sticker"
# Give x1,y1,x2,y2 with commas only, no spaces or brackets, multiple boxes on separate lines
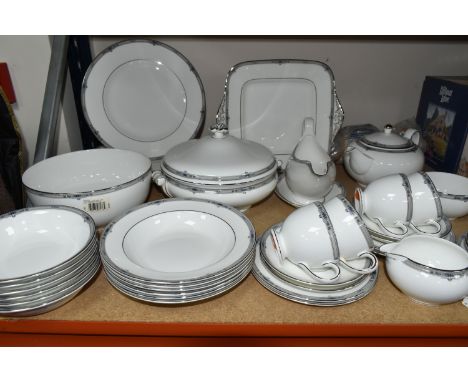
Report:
83,198,110,212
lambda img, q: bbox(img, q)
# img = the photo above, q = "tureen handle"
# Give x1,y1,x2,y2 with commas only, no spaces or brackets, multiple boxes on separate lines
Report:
210,123,228,138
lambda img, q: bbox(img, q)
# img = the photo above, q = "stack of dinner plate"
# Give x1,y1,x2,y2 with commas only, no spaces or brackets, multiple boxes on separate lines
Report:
0,206,100,316
100,198,256,304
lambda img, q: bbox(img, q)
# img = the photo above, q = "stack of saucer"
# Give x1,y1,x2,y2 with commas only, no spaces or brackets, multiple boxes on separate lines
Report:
0,206,100,316
252,196,379,306
100,199,256,304
363,214,455,246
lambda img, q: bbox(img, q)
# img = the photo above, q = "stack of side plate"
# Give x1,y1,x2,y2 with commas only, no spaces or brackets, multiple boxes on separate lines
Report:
362,214,456,246
252,227,378,306
100,198,256,304
0,207,100,316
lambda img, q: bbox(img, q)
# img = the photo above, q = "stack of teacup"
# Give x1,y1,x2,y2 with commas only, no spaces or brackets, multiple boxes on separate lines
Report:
252,195,379,306
354,172,455,245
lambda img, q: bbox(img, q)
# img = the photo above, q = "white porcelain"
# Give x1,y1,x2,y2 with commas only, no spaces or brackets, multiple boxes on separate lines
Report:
260,224,369,288
285,118,336,199
0,206,95,280
427,171,468,219
275,175,345,208
82,40,205,160
406,172,443,234
101,198,255,282
344,125,424,185
219,60,344,163
123,211,236,273
155,125,278,211
23,149,152,226
324,196,376,265
158,175,277,212
253,242,378,307
362,213,453,242
354,174,411,235
271,202,339,280
379,236,468,305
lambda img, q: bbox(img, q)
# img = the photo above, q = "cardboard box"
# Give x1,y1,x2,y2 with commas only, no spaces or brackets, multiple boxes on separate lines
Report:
416,76,468,176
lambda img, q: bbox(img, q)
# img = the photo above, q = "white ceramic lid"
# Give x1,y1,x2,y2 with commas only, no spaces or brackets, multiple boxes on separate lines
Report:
161,125,277,183
360,125,415,151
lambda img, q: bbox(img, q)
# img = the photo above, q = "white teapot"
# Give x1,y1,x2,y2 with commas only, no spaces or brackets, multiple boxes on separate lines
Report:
344,124,424,185
285,118,336,200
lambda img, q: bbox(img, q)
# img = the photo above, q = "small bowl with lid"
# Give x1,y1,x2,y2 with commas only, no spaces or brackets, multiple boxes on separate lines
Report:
344,124,424,185
153,124,278,211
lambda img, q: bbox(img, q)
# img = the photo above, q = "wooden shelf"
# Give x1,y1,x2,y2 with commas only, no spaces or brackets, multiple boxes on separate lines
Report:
1,166,467,346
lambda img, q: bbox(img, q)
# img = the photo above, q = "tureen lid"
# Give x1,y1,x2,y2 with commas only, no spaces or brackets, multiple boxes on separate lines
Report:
359,125,416,151
161,124,277,182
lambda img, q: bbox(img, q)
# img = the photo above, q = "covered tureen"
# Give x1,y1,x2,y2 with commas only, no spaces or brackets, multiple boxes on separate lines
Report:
153,124,278,211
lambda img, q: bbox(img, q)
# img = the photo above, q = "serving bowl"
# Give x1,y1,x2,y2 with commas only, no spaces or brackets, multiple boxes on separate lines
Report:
378,236,468,305
427,171,468,219
22,148,152,226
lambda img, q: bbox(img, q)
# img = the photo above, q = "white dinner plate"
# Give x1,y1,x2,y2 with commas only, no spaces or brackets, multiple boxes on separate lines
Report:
101,198,255,282
220,60,343,162
82,40,205,159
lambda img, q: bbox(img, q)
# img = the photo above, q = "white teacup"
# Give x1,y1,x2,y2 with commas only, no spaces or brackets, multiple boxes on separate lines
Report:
270,202,340,282
324,196,378,274
354,173,411,236
406,172,443,235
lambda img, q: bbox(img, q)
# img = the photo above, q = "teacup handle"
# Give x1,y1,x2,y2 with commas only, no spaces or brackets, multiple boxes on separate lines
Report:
270,228,285,263
292,260,341,284
409,219,442,235
373,217,409,236
339,251,378,275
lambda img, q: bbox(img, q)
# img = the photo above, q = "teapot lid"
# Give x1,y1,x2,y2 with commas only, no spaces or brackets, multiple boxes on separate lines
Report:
161,124,277,182
359,125,416,151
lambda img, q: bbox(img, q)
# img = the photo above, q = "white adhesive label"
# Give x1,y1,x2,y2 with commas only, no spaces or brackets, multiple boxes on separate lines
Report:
83,198,110,212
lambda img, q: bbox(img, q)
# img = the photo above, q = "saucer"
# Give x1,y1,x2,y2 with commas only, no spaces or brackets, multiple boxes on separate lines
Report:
259,226,367,290
252,242,378,306
362,214,452,242
275,175,345,207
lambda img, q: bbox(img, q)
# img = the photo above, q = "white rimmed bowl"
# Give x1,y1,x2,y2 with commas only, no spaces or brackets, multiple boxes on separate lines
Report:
427,171,468,219
22,148,152,226
0,206,95,282
379,236,468,305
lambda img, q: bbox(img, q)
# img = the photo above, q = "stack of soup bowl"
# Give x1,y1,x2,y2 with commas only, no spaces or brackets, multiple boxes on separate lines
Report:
0,206,100,316
252,196,379,306
354,172,456,245
100,199,256,304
